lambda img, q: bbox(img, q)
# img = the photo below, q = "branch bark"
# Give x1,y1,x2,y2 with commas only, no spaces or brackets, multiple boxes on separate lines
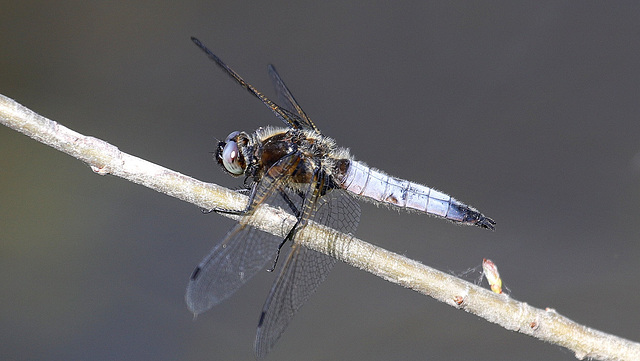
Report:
1,94,638,361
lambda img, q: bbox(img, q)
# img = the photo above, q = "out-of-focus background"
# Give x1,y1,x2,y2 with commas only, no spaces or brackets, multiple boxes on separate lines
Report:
2,2,639,360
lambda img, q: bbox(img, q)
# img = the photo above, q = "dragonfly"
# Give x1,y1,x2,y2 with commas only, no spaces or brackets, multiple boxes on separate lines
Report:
186,37,495,359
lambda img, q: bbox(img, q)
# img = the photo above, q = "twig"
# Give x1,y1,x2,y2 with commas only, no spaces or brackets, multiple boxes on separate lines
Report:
1,94,638,361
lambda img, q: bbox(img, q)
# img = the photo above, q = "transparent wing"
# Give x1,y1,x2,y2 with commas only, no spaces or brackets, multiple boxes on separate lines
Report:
185,154,301,315
185,224,279,315
268,64,320,133
254,176,361,359
191,37,310,131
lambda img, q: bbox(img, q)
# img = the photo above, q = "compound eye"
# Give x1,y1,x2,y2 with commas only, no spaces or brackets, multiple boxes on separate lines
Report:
225,131,240,143
221,140,244,175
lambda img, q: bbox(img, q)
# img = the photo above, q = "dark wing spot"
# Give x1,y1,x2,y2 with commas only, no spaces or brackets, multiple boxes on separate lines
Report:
257,311,267,327
190,266,202,280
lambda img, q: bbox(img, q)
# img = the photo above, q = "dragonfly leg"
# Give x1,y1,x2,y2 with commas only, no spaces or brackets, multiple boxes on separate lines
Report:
266,238,287,272
202,186,256,215
266,217,301,272
265,188,304,272
203,206,246,215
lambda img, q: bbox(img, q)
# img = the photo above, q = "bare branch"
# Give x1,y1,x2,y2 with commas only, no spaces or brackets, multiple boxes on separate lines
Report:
1,94,639,361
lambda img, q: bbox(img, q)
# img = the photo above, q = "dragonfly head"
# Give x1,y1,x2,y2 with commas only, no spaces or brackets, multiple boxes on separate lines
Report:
216,131,250,176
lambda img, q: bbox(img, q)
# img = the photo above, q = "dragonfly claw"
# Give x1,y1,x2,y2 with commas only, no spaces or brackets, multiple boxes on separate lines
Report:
476,216,496,230
462,209,496,230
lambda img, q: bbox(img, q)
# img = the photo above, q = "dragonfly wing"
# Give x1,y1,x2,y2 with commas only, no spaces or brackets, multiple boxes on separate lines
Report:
254,243,336,359
185,222,281,315
185,154,302,315
268,64,319,133
191,37,308,130
254,178,361,358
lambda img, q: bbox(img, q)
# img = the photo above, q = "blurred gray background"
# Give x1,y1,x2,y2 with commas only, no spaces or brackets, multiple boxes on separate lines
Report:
1,1,639,360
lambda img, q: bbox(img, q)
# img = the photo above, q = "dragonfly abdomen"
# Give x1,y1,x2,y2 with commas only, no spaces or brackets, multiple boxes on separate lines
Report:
339,160,494,229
